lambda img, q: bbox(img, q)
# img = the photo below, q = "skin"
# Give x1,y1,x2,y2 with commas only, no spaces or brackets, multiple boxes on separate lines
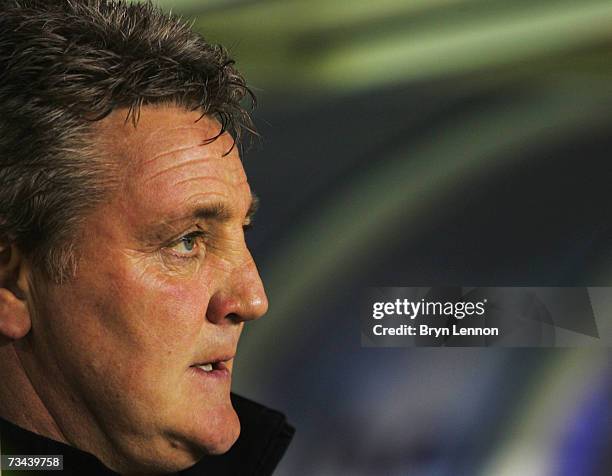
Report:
0,105,268,474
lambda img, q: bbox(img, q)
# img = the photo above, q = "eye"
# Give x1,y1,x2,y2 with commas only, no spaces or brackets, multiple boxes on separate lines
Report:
167,232,205,258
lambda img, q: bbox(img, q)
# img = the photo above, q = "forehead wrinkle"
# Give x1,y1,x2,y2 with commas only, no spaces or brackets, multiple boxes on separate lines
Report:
173,175,248,188
145,155,246,185
139,129,232,167
143,157,223,183
141,142,208,167
140,124,218,144
183,191,229,205
170,175,239,192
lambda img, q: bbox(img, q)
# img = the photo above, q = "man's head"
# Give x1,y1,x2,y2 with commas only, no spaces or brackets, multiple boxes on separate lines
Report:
0,0,255,281
0,1,267,473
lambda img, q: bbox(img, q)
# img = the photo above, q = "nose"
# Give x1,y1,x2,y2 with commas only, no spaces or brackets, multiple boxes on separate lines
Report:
206,249,269,325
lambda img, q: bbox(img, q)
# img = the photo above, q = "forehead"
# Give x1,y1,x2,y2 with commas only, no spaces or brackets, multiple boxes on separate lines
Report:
92,105,251,224
95,105,243,175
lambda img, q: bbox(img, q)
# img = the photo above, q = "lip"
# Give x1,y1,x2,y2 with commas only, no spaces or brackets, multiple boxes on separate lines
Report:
189,357,233,381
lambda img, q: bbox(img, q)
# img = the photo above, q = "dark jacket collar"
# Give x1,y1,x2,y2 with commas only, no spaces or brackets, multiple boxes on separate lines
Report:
0,393,294,475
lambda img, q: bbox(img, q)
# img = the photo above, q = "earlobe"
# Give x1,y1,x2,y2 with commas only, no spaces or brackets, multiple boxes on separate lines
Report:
0,244,32,342
0,288,31,341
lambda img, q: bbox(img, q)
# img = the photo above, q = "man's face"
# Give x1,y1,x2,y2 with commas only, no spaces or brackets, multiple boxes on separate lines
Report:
19,105,268,473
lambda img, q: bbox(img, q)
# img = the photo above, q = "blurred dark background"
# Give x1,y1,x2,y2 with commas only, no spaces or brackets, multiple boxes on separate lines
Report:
153,1,612,474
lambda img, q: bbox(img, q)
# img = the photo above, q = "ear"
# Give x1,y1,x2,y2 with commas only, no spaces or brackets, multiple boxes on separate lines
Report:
0,244,31,342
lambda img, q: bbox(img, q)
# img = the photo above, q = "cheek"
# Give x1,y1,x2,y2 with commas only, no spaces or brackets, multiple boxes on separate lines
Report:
39,258,213,378
34,263,215,414
106,258,214,357
138,274,211,348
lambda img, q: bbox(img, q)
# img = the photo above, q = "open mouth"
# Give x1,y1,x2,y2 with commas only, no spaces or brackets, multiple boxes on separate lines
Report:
193,361,226,372
190,359,231,380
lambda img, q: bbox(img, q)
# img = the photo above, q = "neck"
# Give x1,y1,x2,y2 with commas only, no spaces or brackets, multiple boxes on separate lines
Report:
0,342,68,443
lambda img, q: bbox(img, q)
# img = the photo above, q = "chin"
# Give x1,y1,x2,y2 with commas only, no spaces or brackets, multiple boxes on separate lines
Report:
125,412,241,476
125,390,239,474
192,403,241,455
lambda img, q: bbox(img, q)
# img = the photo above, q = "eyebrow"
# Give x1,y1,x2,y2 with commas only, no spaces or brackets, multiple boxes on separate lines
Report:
187,192,259,224
144,192,259,241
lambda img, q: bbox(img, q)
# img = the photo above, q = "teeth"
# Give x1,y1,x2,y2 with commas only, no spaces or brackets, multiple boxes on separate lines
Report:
197,363,213,372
